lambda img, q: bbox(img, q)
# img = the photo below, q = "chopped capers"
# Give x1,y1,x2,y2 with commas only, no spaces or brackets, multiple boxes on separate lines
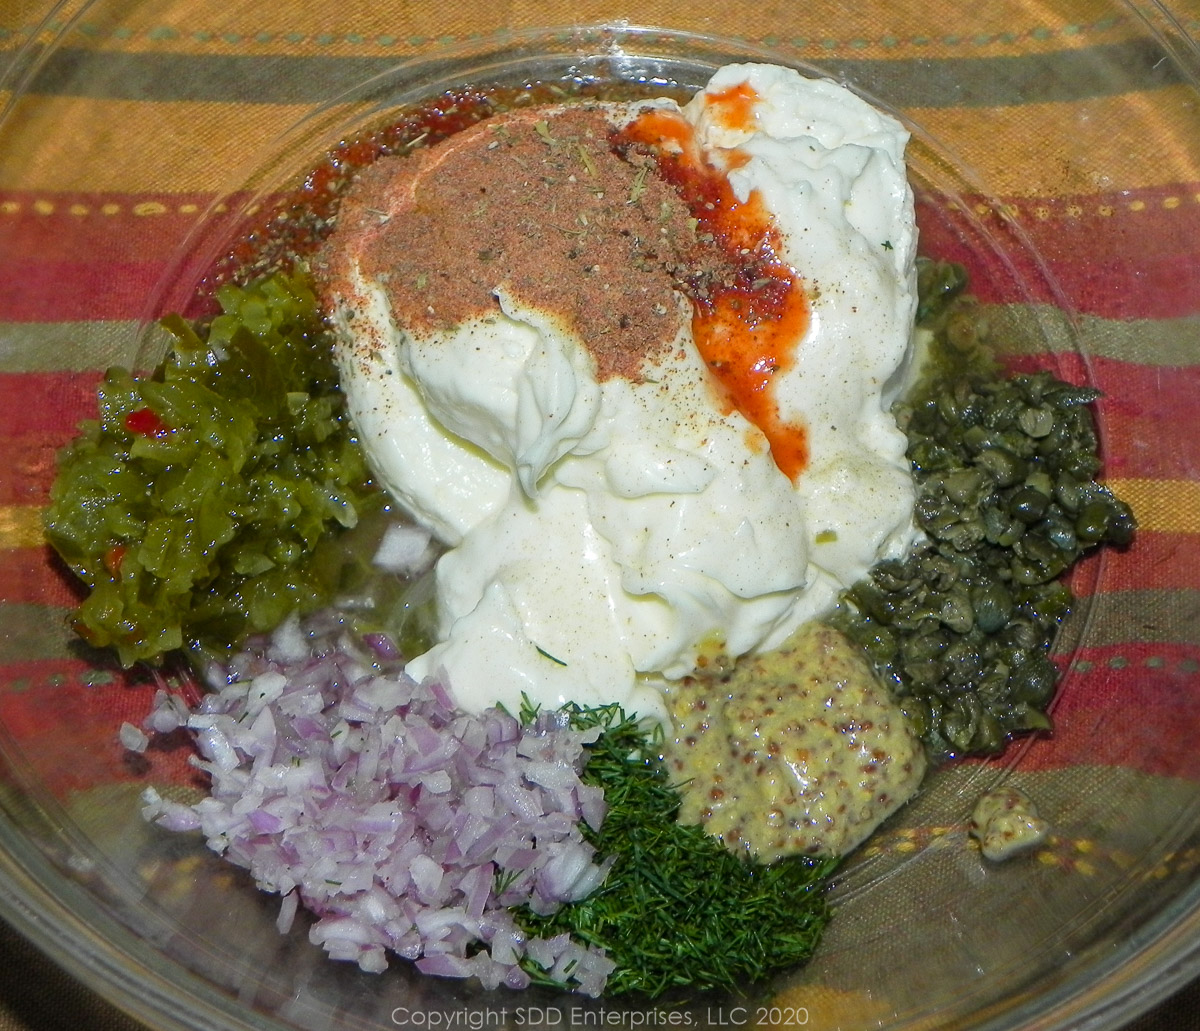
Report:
829,263,1136,759
1010,487,1049,524
1018,405,1056,438
915,256,970,325
976,447,1027,487
971,582,1013,633
1076,500,1117,542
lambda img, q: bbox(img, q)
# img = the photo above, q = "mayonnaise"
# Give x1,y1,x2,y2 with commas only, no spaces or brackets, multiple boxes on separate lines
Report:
317,64,919,718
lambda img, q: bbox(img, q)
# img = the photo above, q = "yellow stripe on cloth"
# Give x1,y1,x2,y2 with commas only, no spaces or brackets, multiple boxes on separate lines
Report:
0,97,338,193
910,85,1200,198
0,507,46,551
1105,479,1200,535
2,0,1140,59
8,87,1198,197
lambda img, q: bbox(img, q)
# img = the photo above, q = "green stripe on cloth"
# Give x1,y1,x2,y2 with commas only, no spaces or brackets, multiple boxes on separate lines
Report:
0,604,74,663
0,321,142,373
22,38,1188,107
6,309,1199,372
1083,589,1200,647
988,305,1200,365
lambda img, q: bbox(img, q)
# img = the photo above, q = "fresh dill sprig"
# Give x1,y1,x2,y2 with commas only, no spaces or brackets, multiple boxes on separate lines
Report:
516,702,837,998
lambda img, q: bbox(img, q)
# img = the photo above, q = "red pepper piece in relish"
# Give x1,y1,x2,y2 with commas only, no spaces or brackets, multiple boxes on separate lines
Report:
103,545,127,575
124,407,171,438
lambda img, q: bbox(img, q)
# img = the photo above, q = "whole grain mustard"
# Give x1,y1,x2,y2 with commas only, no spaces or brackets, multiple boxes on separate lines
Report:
663,622,926,859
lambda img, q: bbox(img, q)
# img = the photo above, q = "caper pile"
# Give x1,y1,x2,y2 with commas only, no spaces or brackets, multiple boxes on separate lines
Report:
830,260,1135,757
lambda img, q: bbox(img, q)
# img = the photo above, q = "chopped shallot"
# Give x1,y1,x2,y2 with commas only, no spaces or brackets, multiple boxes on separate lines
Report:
372,523,437,575
133,612,616,995
119,721,149,753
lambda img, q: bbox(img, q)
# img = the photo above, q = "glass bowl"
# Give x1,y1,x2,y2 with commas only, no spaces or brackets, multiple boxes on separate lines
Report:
2,3,1200,1029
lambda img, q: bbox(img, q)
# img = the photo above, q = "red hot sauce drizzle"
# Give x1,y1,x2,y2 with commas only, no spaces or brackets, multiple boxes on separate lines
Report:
614,85,811,481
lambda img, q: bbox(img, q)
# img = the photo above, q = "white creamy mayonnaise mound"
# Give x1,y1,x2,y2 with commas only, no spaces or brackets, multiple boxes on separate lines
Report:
323,63,919,717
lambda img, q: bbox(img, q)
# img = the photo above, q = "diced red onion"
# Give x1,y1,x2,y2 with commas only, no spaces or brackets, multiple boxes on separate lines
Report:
363,634,403,661
144,690,189,734
373,523,437,576
135,611,614,995
119,721,149,753
277,889,299,934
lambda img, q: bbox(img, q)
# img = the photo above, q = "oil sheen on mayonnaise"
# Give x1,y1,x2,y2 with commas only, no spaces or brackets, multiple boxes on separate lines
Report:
318,64,919,718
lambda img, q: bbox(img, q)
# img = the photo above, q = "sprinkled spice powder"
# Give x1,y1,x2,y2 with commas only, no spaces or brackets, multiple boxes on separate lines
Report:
318,104,702,381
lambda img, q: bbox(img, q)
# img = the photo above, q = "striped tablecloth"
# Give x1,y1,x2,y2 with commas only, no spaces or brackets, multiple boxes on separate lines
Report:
2,1,1200,1029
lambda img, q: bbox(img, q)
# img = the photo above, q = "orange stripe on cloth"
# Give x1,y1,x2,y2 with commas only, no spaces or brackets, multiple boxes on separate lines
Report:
1104,479,1200,535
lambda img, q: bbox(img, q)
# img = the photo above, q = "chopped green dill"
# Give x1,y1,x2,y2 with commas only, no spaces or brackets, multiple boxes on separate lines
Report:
494,867,522,896
515,703,835,998
534,120,556,145
534,644,568,667
629,165,649,204
402,131,430,152
576,143,597,177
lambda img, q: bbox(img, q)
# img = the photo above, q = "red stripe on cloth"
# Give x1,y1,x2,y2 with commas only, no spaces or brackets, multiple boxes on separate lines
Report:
0,550,82,608
4,260,174,322
1104,410,1200,480
0,432,79,506
0,191,247,323
1086,533,1200,592
999,356,1200,481
0,658,201,799
5,186,1200,320
1013,643,1200,779
917,188,1200,320
1003,185,1199,264
0,372,103,436
1089,358,1200,480
0,193,211,261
